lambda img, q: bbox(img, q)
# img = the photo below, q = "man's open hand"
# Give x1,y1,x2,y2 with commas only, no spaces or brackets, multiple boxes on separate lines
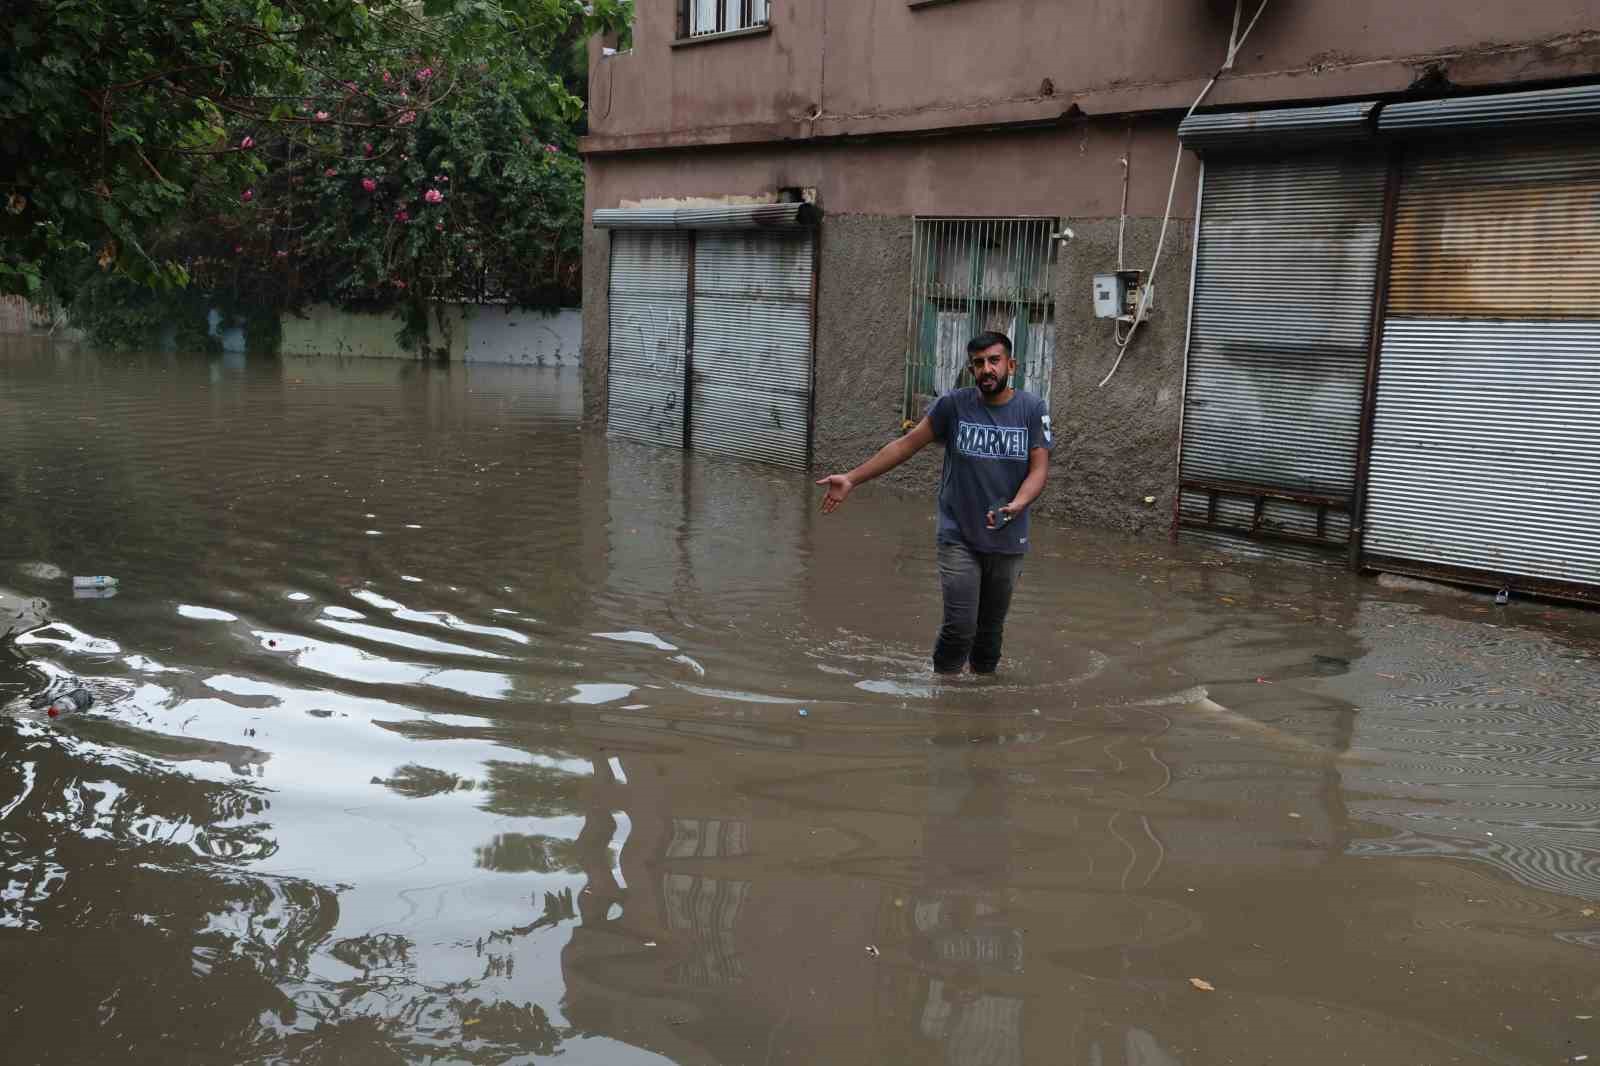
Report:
816,474,854,514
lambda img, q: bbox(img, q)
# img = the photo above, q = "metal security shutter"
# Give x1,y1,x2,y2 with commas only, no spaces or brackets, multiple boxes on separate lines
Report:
689,230,816,468
1362,138,1600,598
607,230,690,447
1178,150,1388,560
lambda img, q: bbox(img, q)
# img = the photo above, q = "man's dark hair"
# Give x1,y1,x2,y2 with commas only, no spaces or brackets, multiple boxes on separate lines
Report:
967,331,1013,357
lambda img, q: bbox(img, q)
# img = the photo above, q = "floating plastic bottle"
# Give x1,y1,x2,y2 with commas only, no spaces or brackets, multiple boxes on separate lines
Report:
45,688,94,718
72,576,118,590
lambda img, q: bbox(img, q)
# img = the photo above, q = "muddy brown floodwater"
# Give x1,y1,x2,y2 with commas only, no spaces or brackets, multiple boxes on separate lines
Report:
3,338,1600,1065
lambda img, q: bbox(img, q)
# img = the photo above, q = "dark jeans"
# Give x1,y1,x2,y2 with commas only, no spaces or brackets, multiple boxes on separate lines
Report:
933,541,1024,674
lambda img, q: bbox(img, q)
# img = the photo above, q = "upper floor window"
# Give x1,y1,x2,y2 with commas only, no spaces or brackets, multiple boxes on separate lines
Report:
682,0,770,38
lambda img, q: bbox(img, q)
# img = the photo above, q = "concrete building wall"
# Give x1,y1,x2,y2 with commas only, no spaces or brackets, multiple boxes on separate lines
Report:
581,1,1600,537
588,0,1600,151
584,121,1191,221
462,307,582,366
280,303,581,365
581,175,612,426
583,119,1195,533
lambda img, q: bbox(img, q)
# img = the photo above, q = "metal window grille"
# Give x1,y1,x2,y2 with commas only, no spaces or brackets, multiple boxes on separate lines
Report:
685,0,769,36
904,217,1057,420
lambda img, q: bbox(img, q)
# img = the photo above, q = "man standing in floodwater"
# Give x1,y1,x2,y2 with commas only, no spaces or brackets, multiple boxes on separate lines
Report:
816,331,1051,675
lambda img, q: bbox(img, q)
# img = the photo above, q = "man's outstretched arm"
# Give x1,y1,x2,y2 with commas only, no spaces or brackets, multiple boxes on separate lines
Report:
816,416,937,514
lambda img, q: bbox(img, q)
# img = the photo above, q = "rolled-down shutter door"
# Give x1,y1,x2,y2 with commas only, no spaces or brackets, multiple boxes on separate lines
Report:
1178,151,1387,560
690,230,816,468
607,230,689,447
1363,138,1600,594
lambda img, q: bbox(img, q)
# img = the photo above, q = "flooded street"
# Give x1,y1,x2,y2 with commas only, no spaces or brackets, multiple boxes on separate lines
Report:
5,338,1600,1065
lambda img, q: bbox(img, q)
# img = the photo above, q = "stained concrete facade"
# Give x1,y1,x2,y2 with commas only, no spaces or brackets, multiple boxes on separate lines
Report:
580,0,1600,535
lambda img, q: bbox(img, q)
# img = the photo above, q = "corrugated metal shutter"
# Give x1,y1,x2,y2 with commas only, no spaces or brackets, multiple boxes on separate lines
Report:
1179,100,1379,153
689,230,816,468
1178,150,1388,560
1363,138,1600,595
594,202,816,231
607,230,690,447
1379,83,1600,136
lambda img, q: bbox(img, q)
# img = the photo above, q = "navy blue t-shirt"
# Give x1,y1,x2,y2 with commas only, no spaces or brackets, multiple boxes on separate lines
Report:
927,387,1052,555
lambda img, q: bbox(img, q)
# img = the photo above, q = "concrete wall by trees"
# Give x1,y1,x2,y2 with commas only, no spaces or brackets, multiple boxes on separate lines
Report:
280,304,582,364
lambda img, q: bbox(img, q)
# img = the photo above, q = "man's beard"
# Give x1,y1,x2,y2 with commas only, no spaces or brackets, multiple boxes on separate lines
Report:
976,372,1006,395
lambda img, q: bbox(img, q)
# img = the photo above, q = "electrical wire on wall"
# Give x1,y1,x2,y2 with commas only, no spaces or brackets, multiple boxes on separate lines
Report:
1098,0,1273,388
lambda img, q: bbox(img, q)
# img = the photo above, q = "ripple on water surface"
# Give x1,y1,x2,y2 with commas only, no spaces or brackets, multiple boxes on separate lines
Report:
4,343,1600,1065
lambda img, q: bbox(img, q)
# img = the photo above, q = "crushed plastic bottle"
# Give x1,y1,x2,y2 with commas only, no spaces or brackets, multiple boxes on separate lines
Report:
72,576,118,590
44,688,94,718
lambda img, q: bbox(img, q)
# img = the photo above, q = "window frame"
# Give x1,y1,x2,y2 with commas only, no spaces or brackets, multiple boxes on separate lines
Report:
675,0,771,43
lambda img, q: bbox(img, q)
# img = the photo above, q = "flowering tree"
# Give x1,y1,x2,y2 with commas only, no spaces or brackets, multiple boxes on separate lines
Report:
1,0,608,347
189,36,588,352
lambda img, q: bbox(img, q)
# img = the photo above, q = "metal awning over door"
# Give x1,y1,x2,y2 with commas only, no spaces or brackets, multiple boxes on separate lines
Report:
690,230,816,468
1362,137,1600,598
607,230,690,447
1177,150,1388,560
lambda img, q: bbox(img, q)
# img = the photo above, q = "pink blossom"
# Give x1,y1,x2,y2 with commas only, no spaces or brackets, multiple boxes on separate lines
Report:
397,110,416,125
441,175,449,182
314,110,331,122
233,244,243,254
394,208,410,223
324,167,337,178
240,135,255,149
275,250,288,258
544,143,559,154
435,222,444,231
344,81,359,94
381,70,392,84
361,177,377,192
423,188,443,204
393,279,407,289
416,67,434,81
240,189,253,203
364,142,374,157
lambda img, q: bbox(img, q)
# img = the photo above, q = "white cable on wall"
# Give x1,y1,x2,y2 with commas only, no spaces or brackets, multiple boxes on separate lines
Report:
1098,0,1273,388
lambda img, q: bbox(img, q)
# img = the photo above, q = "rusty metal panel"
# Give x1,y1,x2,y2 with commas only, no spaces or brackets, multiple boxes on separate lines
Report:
690,229,815,468
1179,100,1379,153
1365,137,1600,595
607,230,690,448
1363,318,1600,589
1388,139,1600,318
1178,150,1387,560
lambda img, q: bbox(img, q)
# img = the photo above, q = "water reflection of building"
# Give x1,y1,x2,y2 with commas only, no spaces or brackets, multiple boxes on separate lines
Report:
904,736,1023,1066
558,699,1338,1065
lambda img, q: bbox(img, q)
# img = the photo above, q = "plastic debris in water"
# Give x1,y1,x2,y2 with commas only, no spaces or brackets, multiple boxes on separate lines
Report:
44,688,94,718
72,576,118,589
1495,587,1511,606
797,708,809,717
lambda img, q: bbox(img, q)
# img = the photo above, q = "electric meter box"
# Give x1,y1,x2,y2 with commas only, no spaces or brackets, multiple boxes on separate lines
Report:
1092,273,1126,319
1093,270,1147,320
